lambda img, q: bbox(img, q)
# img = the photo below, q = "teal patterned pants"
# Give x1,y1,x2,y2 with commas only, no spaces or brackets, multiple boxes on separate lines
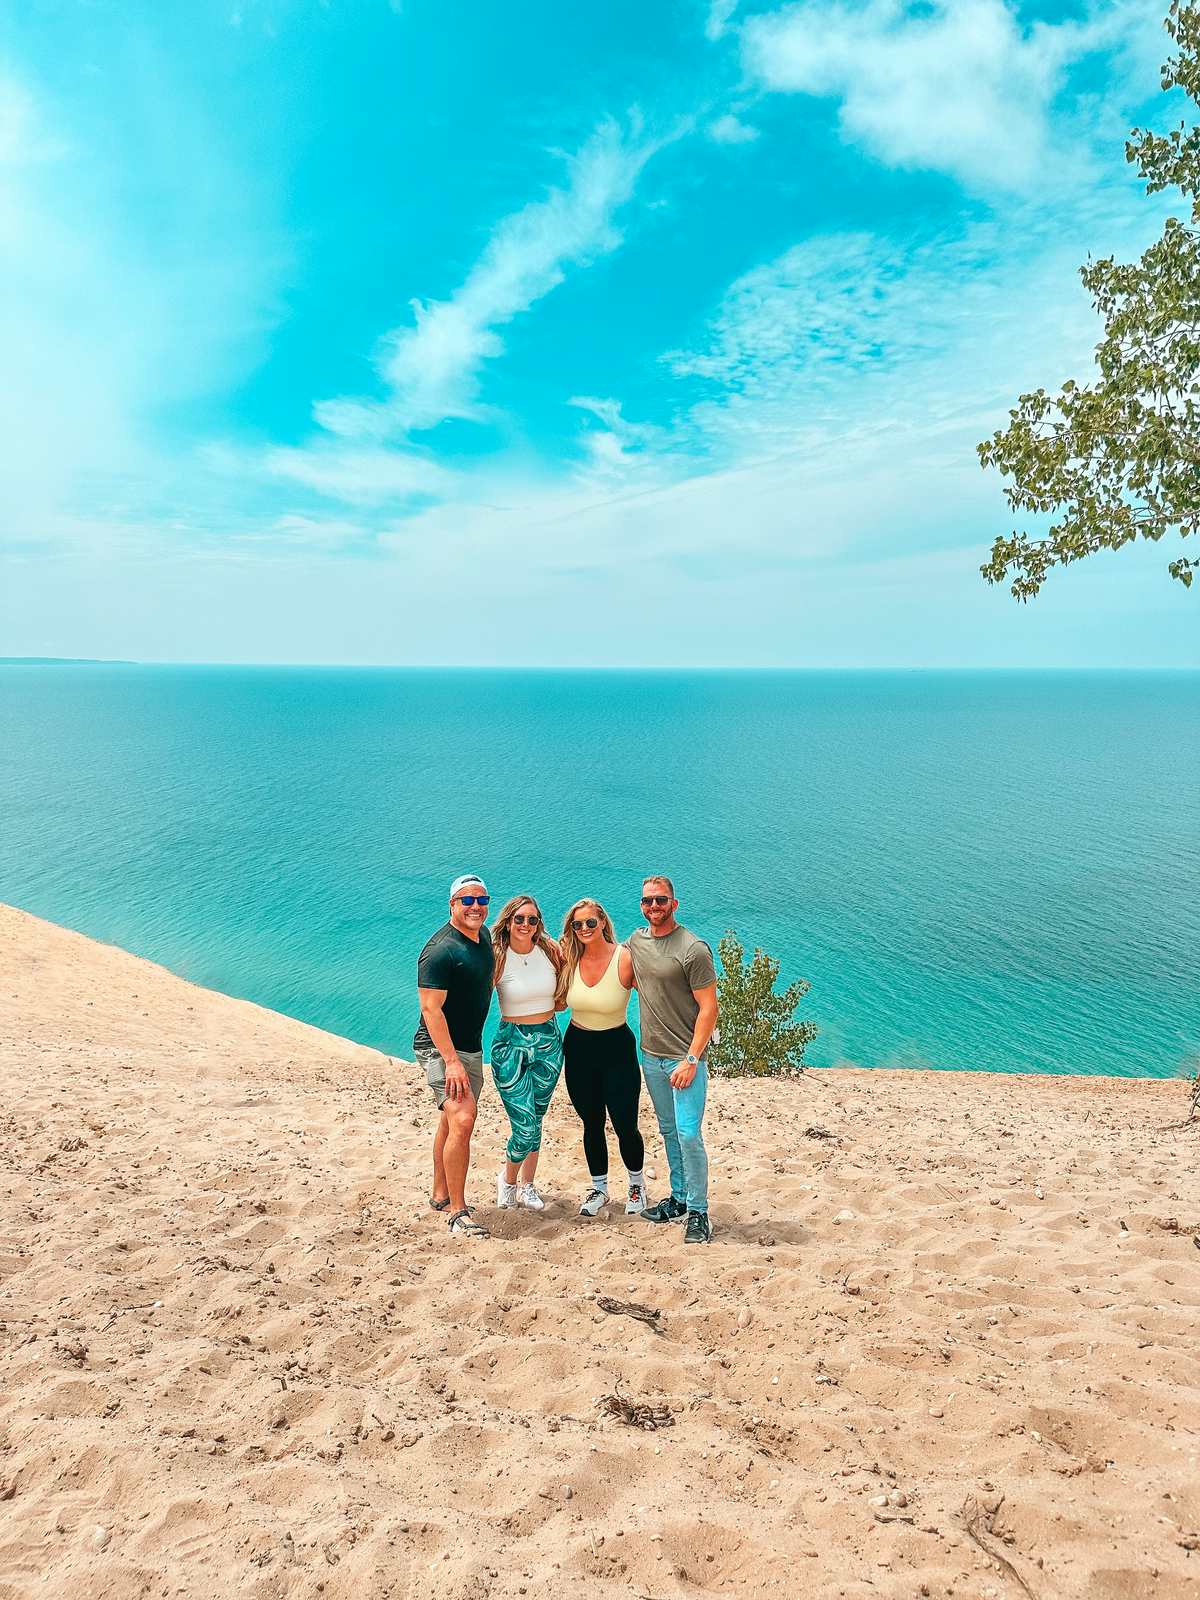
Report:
491,1019,564,1163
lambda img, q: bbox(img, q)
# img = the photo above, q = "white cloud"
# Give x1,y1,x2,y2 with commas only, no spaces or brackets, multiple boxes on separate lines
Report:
704,0,739,42
739,0,1161,191
313,117,662,439
261,445,454,504
566,395,672,484
663,169,1175,460
708,113,760,145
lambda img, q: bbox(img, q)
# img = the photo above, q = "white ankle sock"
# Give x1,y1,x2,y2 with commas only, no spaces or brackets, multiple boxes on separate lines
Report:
626,1169,645,1188
590,1174,609,1194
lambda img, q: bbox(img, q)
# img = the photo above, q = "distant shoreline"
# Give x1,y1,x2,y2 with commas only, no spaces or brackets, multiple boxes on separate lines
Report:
0,657,137,666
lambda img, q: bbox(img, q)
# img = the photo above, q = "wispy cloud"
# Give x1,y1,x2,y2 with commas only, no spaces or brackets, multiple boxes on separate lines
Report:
704,0,740,42
565,395,676,485
664,189,1164,459
261,445,454,504
708,112,759,145
739,0,1163,191
313,116,664,440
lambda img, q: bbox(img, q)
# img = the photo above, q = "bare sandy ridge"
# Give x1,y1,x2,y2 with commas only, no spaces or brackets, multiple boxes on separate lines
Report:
0,901,1197,1600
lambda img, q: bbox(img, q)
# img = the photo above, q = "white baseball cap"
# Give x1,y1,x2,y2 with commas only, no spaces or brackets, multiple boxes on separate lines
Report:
449,874,488,899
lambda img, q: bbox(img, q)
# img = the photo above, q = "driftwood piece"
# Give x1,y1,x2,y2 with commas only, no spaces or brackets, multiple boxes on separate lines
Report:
596,1296,663,1333
597,1391,675,1431
957,1495,1039,1600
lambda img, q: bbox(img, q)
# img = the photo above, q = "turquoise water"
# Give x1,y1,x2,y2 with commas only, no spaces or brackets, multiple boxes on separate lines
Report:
1,666,1197,1078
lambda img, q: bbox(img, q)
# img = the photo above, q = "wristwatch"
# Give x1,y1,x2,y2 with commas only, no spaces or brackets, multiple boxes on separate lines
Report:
684,1053,699,1066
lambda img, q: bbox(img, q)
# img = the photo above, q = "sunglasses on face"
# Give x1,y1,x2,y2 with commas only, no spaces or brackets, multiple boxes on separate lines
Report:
573,917,599,930
457,895,490,907
512,913,540,927
640,895,670,907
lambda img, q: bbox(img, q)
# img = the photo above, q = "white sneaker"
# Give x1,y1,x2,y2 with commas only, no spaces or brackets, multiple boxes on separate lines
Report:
579,1187,609,1218
625,1183,647,1215
497,1173,518,1209
517,1182,545,1211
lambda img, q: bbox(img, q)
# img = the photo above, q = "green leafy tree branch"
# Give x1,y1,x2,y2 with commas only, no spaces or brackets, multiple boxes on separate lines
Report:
710,930,818,1078
979,1,1200,598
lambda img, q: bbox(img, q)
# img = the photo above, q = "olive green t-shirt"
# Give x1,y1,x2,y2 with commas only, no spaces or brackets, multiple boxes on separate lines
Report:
628,924,717,1059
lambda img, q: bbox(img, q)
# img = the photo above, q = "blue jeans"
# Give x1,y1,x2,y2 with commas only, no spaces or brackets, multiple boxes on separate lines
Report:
641,1053,708,1213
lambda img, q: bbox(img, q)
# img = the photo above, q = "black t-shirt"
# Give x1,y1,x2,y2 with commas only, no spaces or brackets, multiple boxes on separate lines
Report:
413,922,494,1054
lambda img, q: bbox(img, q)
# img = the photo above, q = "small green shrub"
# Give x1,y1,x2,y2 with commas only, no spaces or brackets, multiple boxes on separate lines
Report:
710,929,818,1078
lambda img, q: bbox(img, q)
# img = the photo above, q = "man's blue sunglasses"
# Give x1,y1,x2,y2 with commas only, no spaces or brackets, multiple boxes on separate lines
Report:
457,894,490,907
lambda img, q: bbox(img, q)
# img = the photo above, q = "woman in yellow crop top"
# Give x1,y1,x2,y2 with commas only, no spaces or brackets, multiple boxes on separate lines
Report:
557,898,647,1217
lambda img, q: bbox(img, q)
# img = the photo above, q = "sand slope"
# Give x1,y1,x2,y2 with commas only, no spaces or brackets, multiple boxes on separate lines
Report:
0,902,1197,1600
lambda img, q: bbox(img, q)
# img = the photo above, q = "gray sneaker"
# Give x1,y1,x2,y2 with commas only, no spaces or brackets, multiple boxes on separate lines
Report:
579,1187,609,1217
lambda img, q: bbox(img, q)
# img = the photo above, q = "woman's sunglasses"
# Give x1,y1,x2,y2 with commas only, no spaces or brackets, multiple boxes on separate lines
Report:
512,913,540,926
572,917,599,930
640,895,670,907
458,895,490,907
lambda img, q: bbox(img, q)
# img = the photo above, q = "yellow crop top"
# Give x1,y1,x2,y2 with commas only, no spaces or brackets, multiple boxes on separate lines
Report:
566,944,632,1031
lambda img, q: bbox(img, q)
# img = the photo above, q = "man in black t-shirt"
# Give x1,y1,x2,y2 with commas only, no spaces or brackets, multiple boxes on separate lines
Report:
414,873,495,1238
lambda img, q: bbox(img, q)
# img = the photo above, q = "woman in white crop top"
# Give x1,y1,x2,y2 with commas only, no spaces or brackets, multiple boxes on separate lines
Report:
489,894,565,1211
557,897,647,1218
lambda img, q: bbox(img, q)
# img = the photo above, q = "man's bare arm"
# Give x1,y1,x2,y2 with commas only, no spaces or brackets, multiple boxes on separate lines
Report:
418,987,470,1100
671,984,718,1088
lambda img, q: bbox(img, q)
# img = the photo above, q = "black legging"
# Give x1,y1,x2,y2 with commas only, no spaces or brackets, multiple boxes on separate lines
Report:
563,1021,645,1178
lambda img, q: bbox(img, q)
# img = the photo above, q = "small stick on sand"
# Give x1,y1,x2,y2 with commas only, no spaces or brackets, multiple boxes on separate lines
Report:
958,1495,1039,1600
596,1296,663,1333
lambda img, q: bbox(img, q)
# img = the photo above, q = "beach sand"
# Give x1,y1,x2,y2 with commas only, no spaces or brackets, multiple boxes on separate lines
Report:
1,902,1197,1599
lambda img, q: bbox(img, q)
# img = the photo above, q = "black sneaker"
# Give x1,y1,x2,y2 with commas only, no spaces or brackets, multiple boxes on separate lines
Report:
684,1211,713,1244
642,1195,688,1223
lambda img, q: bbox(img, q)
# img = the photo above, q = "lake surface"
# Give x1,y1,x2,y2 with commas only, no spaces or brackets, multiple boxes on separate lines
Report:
2,666,1197,1078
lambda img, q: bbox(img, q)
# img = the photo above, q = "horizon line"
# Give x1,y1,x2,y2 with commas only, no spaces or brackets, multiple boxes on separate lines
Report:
2,659,1198,673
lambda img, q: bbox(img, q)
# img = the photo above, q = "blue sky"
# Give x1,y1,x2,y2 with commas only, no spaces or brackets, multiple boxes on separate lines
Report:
1,0,1196,666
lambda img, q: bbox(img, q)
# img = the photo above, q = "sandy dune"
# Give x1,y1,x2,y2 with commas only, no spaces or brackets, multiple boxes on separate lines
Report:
0,902,1197,1600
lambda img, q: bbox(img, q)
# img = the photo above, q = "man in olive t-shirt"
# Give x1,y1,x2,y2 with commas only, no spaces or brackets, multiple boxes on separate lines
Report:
628,874,719,1244
414,873,494,1239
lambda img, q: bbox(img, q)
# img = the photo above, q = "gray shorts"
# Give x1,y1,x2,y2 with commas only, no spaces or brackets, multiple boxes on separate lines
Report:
417,1047,485,1110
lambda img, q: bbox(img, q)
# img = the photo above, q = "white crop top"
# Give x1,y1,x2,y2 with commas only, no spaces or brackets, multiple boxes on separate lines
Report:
497,944,558,1018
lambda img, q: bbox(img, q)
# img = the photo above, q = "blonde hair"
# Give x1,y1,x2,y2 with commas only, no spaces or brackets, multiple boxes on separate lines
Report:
491,894,564,989
556,898,618,1008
